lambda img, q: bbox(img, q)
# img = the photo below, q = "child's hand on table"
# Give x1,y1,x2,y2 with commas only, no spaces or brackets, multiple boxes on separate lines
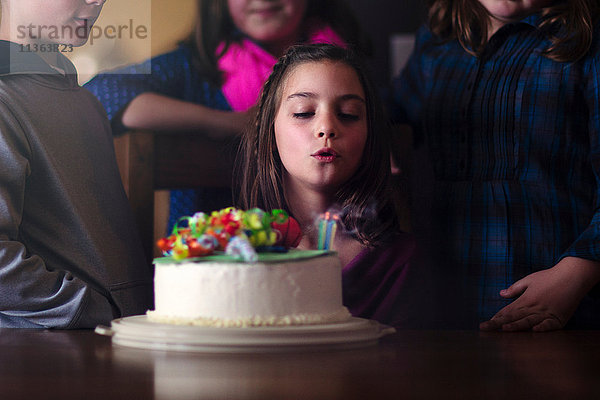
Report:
480,257,600,332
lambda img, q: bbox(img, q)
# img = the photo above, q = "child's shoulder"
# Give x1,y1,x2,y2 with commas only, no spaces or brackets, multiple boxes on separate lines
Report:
0,40,56,77
153,42,195,65
410,23,459,59
91,43,194,78
371,231,417,260
353,231,417,272
413,24,436,46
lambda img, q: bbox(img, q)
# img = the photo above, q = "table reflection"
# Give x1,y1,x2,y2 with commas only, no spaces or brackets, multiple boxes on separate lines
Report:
109,343,388,399
483,331,600,398
1,329,600,399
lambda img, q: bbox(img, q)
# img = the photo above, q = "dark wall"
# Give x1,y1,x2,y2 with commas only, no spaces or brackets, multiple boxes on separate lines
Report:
345,0,427,86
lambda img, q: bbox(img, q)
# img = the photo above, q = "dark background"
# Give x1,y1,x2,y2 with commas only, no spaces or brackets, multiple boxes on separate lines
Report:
346,0,427,87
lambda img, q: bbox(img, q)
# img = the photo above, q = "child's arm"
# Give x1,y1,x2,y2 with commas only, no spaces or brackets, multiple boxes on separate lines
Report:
84,46,248,137
0,111,114,329
480,257,600,331
121,92,254,138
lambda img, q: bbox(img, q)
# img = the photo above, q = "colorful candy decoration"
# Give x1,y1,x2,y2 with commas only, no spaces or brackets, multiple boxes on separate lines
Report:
242,208,277,247
272,214,302,248
156,207,301,262
225,236,258,262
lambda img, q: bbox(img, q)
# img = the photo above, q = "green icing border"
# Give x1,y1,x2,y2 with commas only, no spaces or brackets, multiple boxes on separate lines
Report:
154,249,333,264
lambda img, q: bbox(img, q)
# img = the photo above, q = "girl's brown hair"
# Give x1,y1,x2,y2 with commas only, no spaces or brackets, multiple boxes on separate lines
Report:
184,0,371,86
428,0,600,62
236,43,400,247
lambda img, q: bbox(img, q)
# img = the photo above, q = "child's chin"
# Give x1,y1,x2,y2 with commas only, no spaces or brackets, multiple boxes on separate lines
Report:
64,38,90,48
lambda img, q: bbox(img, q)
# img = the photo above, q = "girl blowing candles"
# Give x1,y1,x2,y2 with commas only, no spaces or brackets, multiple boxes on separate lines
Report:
237,44,431,328
391,0,600,330
85,0,370,230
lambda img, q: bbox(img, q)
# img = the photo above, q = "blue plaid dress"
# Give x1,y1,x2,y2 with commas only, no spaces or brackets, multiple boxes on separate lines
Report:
84,45,233,232
391,14,600,328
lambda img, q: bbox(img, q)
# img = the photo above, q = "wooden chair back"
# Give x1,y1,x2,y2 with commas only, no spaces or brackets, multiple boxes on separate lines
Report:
113,130,237,264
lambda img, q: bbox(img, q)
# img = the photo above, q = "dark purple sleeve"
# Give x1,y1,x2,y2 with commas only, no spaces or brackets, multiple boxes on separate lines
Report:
342,232,433,328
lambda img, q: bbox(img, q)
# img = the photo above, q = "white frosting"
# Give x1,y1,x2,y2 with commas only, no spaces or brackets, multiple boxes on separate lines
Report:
148,254,351,326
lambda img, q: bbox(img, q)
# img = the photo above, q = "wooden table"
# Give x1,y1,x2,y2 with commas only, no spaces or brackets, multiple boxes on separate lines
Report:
1,328,599,399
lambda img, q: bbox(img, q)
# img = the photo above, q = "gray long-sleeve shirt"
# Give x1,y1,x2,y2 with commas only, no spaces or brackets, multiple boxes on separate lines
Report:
0,41,152,328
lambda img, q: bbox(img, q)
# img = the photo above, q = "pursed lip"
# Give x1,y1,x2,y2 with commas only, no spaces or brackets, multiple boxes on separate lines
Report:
311,147,339,163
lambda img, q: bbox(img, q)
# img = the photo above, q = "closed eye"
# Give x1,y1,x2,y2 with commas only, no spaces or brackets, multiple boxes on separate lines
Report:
293,112,314,118
339,113,359,121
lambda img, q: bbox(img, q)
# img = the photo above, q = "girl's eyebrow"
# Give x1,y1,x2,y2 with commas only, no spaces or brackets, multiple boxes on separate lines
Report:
286,92,366,103
286,92,316,100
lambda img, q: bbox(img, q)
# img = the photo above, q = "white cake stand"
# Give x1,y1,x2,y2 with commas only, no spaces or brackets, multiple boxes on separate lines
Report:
95,315,395,353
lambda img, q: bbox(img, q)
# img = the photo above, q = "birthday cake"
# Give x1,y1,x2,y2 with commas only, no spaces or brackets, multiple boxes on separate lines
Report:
147,208,351,327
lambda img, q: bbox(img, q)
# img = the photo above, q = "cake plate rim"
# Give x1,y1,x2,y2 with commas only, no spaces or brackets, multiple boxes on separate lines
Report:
95,315,395,353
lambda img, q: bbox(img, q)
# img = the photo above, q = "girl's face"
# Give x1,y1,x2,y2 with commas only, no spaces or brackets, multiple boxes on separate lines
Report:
3,0,105,46
274,61,368,195
227,0,308,55
477,0,554,33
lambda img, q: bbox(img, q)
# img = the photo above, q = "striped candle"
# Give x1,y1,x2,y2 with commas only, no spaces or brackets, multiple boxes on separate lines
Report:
317,212,339,250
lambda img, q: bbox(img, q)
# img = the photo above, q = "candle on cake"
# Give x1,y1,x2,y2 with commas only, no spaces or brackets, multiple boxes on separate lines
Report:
317,212,339,250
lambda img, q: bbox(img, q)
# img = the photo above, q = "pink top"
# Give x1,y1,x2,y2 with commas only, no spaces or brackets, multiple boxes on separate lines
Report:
217,25,345,111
